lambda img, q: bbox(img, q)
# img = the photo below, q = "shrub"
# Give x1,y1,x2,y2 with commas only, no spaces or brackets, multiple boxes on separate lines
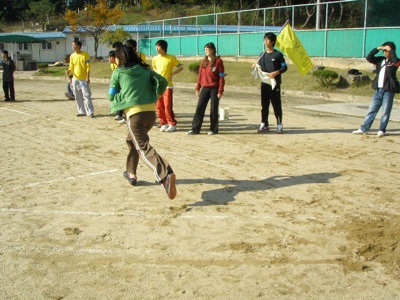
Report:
38,63,49,73
312,69,339,87
188,61,201,74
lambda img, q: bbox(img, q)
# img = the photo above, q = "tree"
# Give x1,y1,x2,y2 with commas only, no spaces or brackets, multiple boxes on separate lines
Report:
65,0,125,59
100,27,131,47
23,0,55,31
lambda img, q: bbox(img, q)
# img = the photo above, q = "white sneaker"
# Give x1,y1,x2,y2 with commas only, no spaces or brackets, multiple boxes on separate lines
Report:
166,125,177,132
118,119,126,124
160,124,169,132
257,123,269,133
186,130,197,135
377,130,385,137
277,123,283,134
352,129,366,134
207,131,215,135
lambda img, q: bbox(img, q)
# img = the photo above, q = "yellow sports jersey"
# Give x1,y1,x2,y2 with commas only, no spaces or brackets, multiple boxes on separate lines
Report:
152,54,181,87
68,51,90,80
137,51,146,62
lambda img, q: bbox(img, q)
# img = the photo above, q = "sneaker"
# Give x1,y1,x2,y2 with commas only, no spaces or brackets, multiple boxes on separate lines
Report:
277,123,283,134
76,113,85,117
257,123,269,133
65,92,75,100
115,115,123,120
160,124,169,132
352,129,366,134
377,130,385,137
166,125,177,132
118,119,126,124
208,131,215,135
186,130,198,135
123,171,137,186
89,113,95,118
161,173,176,200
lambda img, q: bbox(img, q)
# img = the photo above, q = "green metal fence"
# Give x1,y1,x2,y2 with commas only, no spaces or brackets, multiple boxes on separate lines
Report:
138,0,400,59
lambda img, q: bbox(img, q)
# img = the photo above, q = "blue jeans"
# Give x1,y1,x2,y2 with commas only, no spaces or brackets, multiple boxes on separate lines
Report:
361,88,394,133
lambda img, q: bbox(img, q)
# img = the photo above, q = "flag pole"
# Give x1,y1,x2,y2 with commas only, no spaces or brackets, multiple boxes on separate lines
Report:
277,19,290,37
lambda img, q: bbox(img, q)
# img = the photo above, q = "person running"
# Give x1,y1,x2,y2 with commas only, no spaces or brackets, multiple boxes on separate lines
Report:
152,39,183,132
66,40,95,118
253,32,287,134
107,44,177,200
187,42,225,135
1,50,16,102
352,41,400,137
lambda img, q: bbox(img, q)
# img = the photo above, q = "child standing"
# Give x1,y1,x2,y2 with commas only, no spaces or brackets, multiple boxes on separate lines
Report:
253,32,287,134
187,42,225,135
2,50,16,102
152,40,183,132
66,40,95,118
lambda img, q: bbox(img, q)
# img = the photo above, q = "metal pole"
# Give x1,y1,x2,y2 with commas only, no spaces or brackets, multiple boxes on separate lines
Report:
362,0,368,57
316,0,320,30
324,3,328,57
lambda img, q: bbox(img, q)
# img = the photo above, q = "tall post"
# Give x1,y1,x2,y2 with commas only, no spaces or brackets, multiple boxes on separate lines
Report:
362,0,368,57
316,0,321,30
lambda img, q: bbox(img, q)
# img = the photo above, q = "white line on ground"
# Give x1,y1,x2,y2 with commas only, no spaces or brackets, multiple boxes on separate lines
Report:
0,207,343,221
0,169,119,193
0,107,35,116
0,208,143,217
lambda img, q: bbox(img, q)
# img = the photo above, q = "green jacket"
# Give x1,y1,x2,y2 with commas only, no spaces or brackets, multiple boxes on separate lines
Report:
107,64,168,113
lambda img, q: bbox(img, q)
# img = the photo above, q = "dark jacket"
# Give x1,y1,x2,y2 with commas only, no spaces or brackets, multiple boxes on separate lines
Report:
2,57,16,82
258,49,287,85
366,48,400,92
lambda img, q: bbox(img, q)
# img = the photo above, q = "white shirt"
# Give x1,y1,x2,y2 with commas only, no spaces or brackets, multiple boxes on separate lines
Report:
378,59,386,88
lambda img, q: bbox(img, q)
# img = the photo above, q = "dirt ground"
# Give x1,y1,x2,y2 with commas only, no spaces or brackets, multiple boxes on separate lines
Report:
1,77,399,299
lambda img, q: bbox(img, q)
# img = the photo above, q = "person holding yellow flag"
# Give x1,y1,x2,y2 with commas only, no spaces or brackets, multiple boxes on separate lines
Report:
253,32,287,134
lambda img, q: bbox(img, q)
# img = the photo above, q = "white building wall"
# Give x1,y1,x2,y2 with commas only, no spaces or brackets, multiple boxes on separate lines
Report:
65,34,113,60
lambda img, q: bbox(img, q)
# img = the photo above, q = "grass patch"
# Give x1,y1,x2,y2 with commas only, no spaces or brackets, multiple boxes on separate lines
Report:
36,58,375,97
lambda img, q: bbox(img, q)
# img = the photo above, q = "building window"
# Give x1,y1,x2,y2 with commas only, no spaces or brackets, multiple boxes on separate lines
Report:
0,43,4,51
42,41,52,50
18,42,29,51
74,36,86,46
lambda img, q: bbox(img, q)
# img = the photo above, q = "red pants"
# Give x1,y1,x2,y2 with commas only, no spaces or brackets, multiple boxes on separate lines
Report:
156,88,177,126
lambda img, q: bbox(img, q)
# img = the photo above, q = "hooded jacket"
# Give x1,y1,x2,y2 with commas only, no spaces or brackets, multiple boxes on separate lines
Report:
107,63,168,114
367,48,400,92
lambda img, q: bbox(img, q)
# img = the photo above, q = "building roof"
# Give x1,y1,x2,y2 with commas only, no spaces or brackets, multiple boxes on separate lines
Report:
0,32,66,43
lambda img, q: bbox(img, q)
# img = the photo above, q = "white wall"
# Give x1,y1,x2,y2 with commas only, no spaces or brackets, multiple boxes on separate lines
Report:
65,34,113,60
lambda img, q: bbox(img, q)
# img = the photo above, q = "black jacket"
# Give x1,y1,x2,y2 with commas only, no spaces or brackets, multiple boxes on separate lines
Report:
366,48,400,92
259,50,287,85
1,57,16,82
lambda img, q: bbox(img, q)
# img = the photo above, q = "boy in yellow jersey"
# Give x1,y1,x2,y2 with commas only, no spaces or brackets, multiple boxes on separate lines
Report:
66,40,95,118
152,40,183,132
108,50,117,71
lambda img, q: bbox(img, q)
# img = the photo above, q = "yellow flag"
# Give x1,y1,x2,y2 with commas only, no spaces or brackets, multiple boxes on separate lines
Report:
276,24,313,76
